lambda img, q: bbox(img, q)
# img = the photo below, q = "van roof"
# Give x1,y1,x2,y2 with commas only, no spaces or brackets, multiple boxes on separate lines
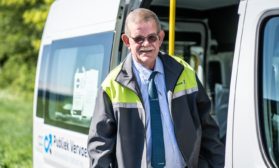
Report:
43,0,122,40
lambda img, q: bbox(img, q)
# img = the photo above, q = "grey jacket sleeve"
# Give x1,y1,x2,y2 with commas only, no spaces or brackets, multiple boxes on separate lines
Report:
195,78,225,168
87,89,117,168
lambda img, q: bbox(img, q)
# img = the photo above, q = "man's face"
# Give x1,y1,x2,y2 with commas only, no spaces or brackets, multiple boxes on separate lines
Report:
122,20,164,69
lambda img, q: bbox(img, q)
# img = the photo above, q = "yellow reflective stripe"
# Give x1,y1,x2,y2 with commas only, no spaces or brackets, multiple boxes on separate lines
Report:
102,80,141,103
101,64,122,99
101,63,141,103
173,56,198,94
112,102,143,109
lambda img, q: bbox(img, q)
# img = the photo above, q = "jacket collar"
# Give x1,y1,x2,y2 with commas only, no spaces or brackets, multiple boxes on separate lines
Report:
115,52,184,93
159,52,184,92
115,53,141,95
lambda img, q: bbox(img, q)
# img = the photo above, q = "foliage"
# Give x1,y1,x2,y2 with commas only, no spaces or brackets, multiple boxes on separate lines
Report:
0,0,53,96
0,1,52,167
0,90,33,167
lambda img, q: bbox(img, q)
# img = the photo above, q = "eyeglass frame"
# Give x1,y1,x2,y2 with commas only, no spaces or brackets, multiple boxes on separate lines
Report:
127,33,160,44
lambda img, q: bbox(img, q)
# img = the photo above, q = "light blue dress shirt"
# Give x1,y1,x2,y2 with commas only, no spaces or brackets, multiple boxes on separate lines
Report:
132,55,186,168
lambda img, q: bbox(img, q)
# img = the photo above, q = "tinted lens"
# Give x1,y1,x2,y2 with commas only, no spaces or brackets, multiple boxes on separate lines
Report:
133,36,145,44
147,34,158,43
131,34,158,44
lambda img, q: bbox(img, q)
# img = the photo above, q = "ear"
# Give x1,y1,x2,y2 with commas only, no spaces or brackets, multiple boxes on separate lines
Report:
121,34,130,48
158,30,165,45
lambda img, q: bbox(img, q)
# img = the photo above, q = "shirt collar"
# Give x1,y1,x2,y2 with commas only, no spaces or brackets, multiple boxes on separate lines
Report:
132,54,164,83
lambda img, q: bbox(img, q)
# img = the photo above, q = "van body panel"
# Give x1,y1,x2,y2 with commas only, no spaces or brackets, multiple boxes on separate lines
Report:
33,0,125,167
227,0,279,167
43,0,121,41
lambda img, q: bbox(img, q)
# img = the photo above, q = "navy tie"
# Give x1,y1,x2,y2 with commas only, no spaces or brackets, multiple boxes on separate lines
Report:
148,71,165,168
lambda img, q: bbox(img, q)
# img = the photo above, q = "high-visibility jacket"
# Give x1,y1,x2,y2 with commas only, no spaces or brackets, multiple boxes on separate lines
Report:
88,52,225,168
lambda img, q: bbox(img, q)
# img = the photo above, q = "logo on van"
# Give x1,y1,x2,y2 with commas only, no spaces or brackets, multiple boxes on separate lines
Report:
44,134,52,154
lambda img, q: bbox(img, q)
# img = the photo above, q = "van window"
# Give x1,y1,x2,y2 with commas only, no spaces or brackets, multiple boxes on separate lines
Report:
36,45,50,118
260,16,279,166
37,32,114,134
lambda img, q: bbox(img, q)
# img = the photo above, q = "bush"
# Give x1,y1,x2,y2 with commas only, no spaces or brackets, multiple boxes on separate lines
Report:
0,54,36,98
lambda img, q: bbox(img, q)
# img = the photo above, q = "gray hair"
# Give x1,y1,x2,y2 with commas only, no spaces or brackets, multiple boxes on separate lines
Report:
124,8,161,36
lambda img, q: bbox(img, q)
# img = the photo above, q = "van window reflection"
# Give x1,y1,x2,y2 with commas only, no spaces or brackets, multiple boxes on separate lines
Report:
37,32,113,134
261,17,279,166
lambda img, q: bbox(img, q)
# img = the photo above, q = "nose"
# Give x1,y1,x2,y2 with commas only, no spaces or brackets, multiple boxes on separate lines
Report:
141,38,150,46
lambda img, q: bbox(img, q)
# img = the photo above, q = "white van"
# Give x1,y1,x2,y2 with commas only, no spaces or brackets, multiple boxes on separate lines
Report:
33,0,279,167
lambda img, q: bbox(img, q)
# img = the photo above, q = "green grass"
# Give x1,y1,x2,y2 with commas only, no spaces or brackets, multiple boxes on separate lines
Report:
0,91,33,168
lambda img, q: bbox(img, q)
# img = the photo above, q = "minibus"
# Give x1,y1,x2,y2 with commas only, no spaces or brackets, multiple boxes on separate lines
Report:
33,0,279,167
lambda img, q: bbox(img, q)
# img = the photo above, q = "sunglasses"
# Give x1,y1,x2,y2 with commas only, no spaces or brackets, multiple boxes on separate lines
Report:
129,33,159,44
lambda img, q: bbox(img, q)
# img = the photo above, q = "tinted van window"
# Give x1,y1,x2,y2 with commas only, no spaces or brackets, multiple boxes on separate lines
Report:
36,32,113,134
36,45,50,118
260,16,279,166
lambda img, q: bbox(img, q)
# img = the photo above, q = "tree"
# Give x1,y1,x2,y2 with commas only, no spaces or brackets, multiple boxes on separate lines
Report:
0,0,53,96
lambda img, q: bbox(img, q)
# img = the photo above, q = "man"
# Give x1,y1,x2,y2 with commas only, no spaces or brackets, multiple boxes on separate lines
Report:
87,8,225,168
